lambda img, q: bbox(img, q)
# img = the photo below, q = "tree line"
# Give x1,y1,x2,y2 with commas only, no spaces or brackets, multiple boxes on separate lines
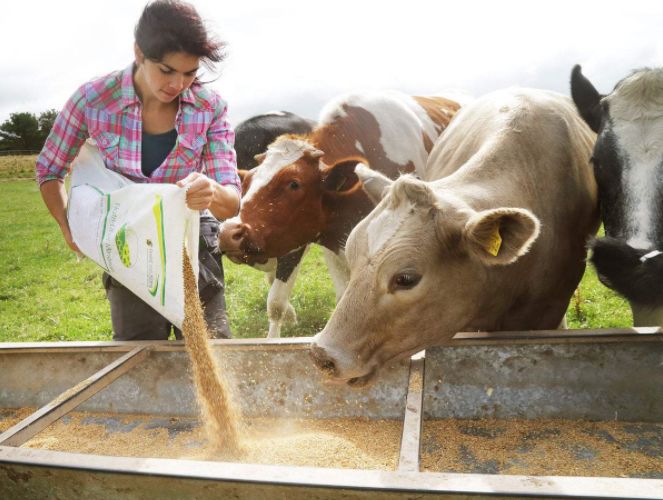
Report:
0,110,58,153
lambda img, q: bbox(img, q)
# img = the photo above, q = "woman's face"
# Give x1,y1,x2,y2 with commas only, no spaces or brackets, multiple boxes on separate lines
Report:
136,47,200,103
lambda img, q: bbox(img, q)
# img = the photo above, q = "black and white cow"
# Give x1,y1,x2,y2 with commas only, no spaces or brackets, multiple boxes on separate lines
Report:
571,65,663,326
231,111,316,337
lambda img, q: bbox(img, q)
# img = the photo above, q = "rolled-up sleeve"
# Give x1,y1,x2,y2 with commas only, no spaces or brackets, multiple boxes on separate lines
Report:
203,102,241,195
35,85,88,185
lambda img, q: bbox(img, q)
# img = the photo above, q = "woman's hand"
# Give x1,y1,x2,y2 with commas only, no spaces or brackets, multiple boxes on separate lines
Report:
176,172,240,219
60,221,82,254
39,179,82,254
176,172,215,211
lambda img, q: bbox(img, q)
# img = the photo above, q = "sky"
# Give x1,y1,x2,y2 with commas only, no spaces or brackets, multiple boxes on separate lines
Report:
1,0,663,127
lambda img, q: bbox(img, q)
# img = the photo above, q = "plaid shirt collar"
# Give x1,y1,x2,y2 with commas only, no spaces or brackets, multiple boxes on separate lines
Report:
118,63,212,112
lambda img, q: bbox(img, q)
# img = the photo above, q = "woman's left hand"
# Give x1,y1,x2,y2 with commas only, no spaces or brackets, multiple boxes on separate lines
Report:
176,172,216,210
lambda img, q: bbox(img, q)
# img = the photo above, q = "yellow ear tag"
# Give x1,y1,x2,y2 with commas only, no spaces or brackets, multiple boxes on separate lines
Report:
486,226,502,256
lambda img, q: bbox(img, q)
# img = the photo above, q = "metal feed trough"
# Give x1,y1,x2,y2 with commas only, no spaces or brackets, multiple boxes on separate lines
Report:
1,329,662,499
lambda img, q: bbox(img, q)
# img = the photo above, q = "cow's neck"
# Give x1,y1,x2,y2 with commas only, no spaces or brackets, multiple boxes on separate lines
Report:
318,190,376,254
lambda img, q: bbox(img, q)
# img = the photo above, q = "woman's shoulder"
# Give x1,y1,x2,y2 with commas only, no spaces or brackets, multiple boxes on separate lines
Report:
186,82,228,114
78,66,130,112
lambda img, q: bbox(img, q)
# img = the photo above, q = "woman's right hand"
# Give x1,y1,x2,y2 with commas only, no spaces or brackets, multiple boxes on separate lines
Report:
39,180,82,255
60,221,81,254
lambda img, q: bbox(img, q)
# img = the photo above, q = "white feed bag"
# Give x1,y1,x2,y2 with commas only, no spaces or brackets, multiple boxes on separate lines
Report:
67,141,199,329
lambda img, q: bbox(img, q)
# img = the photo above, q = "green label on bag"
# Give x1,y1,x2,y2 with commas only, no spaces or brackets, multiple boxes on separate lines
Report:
153,195,167,306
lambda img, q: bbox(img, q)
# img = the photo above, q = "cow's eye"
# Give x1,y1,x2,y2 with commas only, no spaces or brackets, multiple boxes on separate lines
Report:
390,272,422,291
289,180,300,190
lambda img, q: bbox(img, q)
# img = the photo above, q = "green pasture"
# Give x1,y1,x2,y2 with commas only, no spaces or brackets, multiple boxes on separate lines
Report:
0,157,631,342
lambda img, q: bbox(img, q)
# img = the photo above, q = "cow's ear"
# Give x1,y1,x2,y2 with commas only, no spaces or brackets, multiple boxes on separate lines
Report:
254,152,267,165
237,169,250,182
570,64,604,133
238,169,252,194
355,163,393,203
322,160,361,194
463,208,540,265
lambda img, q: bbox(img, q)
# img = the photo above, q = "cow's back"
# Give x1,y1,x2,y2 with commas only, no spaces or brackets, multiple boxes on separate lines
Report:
315,91,459,178
428,89,597,215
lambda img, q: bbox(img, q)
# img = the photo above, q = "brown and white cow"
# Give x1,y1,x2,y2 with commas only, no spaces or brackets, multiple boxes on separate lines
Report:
219,91,460,337
310,88,600,386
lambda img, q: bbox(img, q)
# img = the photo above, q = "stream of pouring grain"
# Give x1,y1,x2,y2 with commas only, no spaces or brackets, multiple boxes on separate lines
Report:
182,251,243,457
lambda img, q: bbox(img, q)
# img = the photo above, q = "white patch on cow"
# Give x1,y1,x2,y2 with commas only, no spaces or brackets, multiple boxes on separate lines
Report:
360,92,437,171
318,94,350,126
366,201,413,257
608,69,663,249
266,260,302,338
241,137,312,205
318,91,440,174
355,140,364,154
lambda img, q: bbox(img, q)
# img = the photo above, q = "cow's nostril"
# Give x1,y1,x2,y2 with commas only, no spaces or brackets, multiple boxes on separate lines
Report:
321,359,335,371
309,344,337,377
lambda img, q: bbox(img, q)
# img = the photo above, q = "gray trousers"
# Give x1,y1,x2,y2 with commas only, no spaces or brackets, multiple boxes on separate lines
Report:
103,215,232,341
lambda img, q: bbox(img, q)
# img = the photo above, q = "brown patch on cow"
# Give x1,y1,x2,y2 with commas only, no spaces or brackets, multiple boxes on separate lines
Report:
313,105,407,179
422,132,435,155
413,96,460,138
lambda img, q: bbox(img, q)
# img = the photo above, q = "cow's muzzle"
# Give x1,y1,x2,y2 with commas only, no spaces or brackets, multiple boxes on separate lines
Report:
218,221,249,253
309,343,376,387
219,221,268,265
591,237,663,306
309,344,338,378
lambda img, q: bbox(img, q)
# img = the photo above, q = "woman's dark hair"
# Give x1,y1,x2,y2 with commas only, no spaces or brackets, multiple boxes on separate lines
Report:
135,0,225,69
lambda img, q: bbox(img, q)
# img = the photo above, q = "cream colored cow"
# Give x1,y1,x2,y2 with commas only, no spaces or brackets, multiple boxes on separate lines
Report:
311,88,600,386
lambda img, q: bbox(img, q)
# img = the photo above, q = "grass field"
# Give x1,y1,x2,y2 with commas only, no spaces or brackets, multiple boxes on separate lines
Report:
0,157,631,342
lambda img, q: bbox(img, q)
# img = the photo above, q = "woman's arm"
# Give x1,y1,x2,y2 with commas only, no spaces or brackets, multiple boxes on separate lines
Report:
209,181,240,219
36,84,88,185
36,84,88,252
191,97,241,219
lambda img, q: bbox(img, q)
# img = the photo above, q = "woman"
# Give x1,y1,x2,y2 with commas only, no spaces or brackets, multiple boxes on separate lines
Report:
36,0,240,340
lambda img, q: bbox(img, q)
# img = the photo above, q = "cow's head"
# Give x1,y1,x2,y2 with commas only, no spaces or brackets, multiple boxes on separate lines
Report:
219,136,364,265
571,65,663,315
310,166,540,386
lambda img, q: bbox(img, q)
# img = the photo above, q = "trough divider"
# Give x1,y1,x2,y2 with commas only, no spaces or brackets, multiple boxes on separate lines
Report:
0,346,150,447
397,350,425,472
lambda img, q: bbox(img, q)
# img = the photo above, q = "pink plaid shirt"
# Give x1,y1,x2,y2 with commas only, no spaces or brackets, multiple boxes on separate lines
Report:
36,63,240,194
